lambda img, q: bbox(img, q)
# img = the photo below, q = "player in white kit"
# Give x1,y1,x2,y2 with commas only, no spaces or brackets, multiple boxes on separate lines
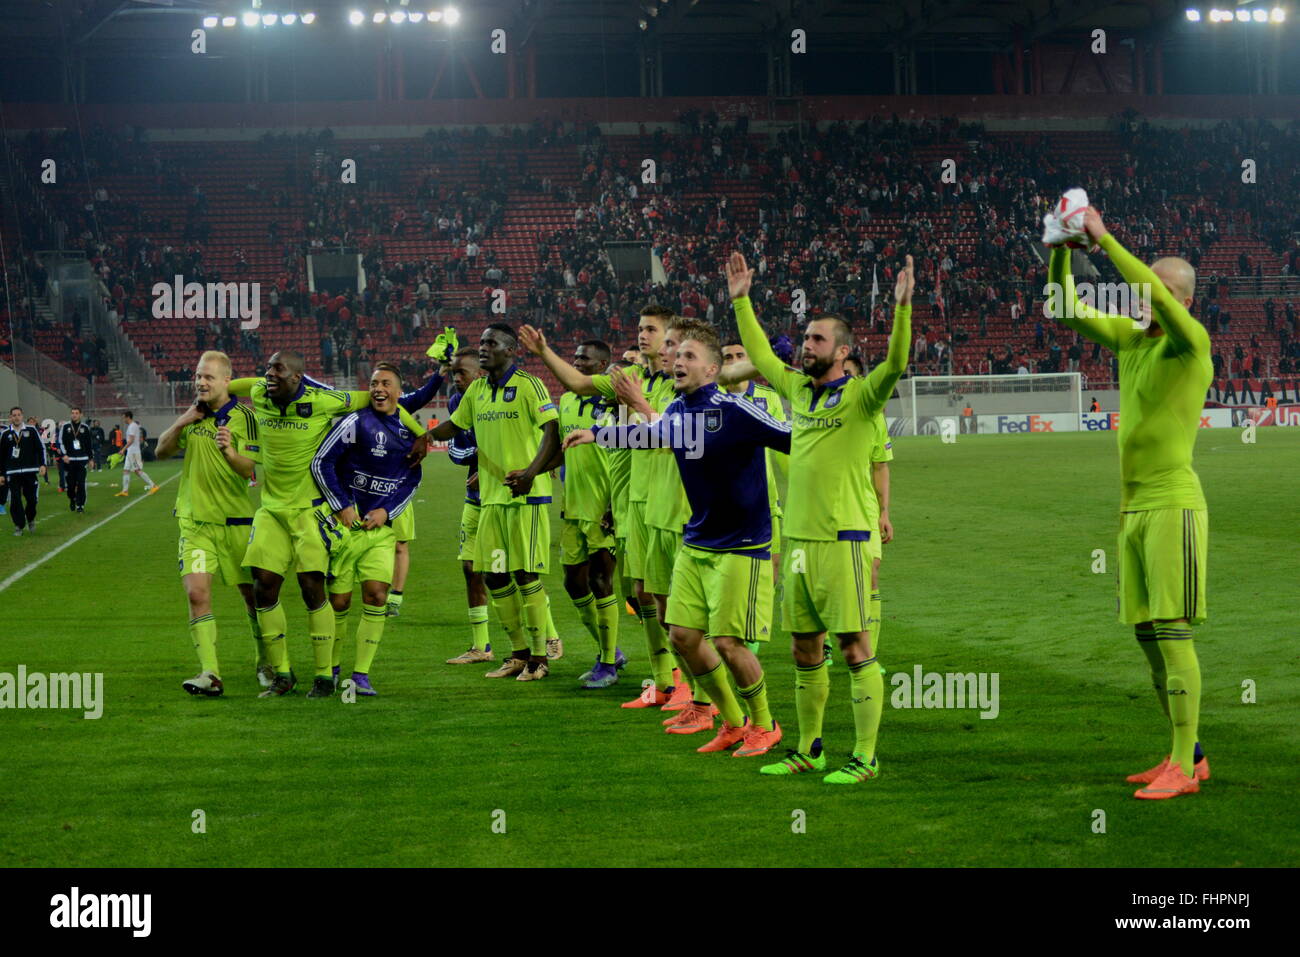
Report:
115,411,159,497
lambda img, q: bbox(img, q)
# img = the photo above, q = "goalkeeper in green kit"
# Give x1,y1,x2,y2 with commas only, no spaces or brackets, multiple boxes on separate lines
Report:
1044,197,1212,800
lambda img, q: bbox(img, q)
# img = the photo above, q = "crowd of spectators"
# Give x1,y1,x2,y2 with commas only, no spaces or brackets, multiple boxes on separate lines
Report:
4,112,1298,389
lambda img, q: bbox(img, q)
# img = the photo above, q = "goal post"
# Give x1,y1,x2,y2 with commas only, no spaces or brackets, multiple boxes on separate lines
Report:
891,373,1083,436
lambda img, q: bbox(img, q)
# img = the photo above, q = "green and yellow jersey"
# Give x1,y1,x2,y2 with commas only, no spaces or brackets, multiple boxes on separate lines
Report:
1048,238,1213,511
559,391,613,523
449,364,559,507
229,377,422,510
589,366,675,509
866,412,893,531
174,397,261,524
733,295,911,543
605,440,632,532
737,380,787,520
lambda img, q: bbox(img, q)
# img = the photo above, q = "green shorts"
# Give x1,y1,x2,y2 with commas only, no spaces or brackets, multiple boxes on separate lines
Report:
770,514,782,555
622,500,648,581
781,536,873,635
474,502,550,575
561,516,615,566
665,546,773,642
867,526,882,564
1118,507,1208,625
328,523,397,593
243,505,337,577
457,500,480,562
643,525,682,596
392,505,415,542
615,535,631,596
178,517,253,586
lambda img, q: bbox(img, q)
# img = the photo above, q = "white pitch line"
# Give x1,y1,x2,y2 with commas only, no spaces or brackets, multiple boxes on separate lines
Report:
0,473,179,593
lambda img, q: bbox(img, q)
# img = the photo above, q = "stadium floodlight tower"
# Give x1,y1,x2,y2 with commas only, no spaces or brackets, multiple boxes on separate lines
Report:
895,372,1083,436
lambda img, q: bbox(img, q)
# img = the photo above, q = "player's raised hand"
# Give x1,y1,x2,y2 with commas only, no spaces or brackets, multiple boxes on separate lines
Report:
894,255,915,306
1082,206,1109,244
726,251,754,300
563,429,596,451
214,425,233,451
518,324,548,356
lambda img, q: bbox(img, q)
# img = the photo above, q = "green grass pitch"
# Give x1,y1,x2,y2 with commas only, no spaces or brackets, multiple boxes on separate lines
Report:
0,429,1296,867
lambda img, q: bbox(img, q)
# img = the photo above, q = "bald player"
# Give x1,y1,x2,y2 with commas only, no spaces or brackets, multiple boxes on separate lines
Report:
1046,205,1213,800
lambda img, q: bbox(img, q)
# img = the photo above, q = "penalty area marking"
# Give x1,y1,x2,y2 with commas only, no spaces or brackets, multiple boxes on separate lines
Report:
0,473,179,594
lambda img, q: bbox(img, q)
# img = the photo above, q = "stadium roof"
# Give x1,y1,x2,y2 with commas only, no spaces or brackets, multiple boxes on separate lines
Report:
0,0,1206,54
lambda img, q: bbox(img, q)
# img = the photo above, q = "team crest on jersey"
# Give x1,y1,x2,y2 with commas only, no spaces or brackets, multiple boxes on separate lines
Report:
296,402,313,418
703,409,723,433
372,431,388,457
503,386,517,402
824,390,843,409
753,398,767,412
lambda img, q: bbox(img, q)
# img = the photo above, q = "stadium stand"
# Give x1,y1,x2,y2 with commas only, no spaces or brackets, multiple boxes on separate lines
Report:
4,111,1298,413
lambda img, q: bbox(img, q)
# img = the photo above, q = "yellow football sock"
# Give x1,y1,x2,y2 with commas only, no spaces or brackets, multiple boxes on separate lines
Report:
189,614,219,675
354,604,387,674
573,592,601,650
308,602,335,678
519,580,549,657
1156,627,1200,777
849,656,884,760
489,583,527,652
640,603,673,690
256,601,290,674
694,660,744,727
737,674,773,731
248,611,266,667
795,658,829,754
1136,624,1169,718
332,609,349,669
594,594,620,665
544,592,560,644
468,604,490,651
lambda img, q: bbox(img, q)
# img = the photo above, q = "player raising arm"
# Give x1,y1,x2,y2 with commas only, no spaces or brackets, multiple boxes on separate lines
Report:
566,325,792,757
311,363,426,697
227,351,425,698
728,250,912,784
1045,205,1213,800
421,324,561,682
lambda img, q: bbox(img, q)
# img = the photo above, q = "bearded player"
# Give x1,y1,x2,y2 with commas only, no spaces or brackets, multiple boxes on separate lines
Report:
730,252,913,784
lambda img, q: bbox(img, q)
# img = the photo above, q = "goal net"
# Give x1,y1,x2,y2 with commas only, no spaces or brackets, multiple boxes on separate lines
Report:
892,373,1083,436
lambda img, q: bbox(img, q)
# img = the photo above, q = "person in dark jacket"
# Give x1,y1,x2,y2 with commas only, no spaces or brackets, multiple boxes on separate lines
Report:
1,406,47,535
57,407,93,512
